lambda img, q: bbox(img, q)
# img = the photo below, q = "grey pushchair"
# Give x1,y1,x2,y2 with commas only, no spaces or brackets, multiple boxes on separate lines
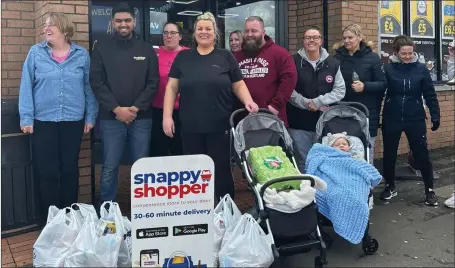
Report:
315,101,379,255
230,108,328,268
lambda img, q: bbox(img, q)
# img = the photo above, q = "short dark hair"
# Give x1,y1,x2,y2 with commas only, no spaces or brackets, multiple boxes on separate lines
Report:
245,16,264,28
112,2,135,18
303,25,322,37
163,21,183,34
392,35,414,53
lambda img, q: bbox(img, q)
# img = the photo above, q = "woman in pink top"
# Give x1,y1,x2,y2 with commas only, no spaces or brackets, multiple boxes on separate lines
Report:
151,22,189,156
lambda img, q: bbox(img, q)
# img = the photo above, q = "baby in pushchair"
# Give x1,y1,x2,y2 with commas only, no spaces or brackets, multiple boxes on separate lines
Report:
307,102,382,255
326,132,365,161
230,108,329,267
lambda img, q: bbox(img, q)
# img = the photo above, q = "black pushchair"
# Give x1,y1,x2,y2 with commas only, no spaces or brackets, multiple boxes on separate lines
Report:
230,108,328,268
314,101,379,255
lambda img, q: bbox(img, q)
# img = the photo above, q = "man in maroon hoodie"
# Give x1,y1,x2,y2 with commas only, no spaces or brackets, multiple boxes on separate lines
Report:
234,16,297,126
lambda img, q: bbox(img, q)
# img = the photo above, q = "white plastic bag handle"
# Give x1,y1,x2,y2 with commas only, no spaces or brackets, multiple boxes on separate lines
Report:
46,206,60,224
100,201,126,237
71,203,98,222
215,194,241,227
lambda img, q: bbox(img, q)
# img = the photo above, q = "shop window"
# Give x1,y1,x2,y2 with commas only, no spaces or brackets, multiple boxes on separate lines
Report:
217,0,277,51
147,0,207,48
441,1,455,81
90,1,144,52
379,0,455,83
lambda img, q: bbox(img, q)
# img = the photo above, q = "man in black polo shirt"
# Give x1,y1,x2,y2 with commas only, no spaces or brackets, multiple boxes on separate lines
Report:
90,2,159,204
287,26,346,172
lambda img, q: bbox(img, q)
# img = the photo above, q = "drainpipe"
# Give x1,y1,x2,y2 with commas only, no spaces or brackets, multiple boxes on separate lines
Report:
323,0,328,50
377,0,381,56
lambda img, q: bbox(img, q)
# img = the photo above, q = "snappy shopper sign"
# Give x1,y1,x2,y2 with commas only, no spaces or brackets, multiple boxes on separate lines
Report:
131,155,214,268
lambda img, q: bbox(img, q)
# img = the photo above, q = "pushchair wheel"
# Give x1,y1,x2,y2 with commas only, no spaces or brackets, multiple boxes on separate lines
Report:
314,256,326,268
362,238,379,255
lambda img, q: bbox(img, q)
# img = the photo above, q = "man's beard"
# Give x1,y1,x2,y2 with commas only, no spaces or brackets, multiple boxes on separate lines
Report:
243,37,262,57
116,27,132,38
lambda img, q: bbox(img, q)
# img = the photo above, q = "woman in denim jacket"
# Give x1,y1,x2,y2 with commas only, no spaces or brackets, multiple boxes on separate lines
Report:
18,13,98,214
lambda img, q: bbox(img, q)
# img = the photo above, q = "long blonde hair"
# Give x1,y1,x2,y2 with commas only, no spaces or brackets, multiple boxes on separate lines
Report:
333,24,374,52
193,12,220,46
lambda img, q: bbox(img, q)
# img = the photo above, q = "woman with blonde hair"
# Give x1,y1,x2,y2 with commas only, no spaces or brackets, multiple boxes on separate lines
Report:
229,30,243,52
333,24,387,164
162,12,258,201
18,12,98,213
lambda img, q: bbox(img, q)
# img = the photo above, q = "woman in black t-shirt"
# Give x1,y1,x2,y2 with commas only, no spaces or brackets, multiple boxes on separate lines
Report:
162,12,258,201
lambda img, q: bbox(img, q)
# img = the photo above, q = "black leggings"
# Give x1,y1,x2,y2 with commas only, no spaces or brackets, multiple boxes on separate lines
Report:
150,108,183,156
181,131,234,201
32,120,84,214
382,119,434,191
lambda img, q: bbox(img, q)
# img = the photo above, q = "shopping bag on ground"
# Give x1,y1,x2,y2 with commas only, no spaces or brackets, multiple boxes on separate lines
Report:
117,216,132,267
213,194,242,266
64,201,125,267
71,203,98,223
218,214,274,268
46,205,60,223
33,207,83,267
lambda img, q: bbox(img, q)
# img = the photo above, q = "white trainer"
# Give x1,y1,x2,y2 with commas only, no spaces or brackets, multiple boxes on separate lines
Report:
444,193,455,209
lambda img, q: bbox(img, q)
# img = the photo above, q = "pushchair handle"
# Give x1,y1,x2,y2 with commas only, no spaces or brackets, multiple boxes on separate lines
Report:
259,175,316,198
229,108,275,128
334,101,369,118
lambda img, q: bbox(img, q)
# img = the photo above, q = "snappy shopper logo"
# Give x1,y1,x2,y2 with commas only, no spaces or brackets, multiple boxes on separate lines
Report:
133,169,212,199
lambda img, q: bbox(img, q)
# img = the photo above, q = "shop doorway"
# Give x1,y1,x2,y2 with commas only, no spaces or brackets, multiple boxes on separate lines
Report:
89,0,286,210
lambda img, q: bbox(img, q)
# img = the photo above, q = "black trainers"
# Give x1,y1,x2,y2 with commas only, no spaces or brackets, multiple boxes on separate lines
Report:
425,190,438,206
380,184,397,200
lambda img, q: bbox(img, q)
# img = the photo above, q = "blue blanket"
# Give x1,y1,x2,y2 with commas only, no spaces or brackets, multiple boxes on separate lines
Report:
305,144,382,244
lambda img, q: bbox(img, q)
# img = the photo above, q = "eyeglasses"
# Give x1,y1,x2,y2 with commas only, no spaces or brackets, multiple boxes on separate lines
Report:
163,31,180,37
304,36,321,41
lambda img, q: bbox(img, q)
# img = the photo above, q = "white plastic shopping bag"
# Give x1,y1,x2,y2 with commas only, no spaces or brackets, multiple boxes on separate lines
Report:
33,207,83,267
46,206,60,223
213,194,242,267
64,201,125,267
117,216,132,267
218,214,274,268
71,203,98,223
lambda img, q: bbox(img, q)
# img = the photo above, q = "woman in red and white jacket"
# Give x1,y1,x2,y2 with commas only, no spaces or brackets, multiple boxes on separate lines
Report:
150,22,189,156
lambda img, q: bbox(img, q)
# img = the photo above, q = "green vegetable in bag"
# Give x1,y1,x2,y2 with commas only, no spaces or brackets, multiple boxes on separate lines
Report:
248,146,300,190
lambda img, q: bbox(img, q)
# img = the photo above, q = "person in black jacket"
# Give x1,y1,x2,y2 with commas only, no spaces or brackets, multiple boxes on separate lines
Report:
90,2,159,204
334,24,387,164
380,35,440,206
287,26,346,172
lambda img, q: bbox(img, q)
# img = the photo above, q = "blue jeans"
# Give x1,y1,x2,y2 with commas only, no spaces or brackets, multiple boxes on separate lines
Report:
99,119,153,203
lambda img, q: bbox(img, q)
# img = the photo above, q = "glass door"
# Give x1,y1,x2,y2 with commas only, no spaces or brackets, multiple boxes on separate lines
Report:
90,0,145,51
216,0,278,49
145,0,209,48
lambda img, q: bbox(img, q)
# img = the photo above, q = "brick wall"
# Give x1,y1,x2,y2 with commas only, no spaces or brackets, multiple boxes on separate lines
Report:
288,1,455,159
1,0,36,98
1,0,92,204
374,91,455,159
288,0,324,55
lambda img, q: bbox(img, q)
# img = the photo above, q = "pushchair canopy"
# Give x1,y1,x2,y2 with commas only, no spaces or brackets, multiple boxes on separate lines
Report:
315,103,370,144
231,109,294,156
